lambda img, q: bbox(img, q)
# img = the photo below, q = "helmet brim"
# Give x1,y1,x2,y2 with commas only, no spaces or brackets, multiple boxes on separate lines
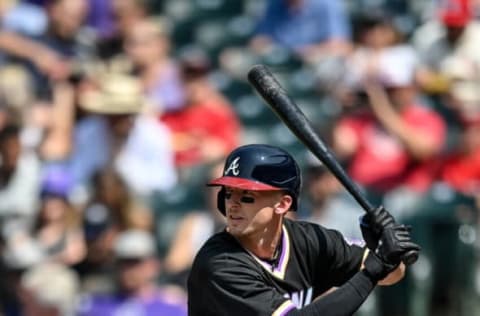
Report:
207,176,282,191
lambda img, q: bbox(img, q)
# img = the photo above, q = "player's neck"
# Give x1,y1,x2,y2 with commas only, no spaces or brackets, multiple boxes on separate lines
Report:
238,216,283,260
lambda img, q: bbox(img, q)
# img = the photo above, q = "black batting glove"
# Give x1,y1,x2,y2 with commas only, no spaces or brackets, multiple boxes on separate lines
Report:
363,224,420,282
360,206,395,249
377,224,421,264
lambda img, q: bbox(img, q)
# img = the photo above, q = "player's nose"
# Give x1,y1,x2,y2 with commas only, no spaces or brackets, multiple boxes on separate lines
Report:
227,197,242,208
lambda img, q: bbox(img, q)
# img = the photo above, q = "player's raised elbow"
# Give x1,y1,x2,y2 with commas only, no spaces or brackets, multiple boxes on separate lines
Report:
378,262,406,286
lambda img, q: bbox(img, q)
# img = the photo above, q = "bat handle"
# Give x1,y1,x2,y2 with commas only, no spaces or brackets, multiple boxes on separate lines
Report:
401,249,419,266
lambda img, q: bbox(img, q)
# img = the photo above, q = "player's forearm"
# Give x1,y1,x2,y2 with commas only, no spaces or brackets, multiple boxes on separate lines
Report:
378,262,405,286
360,249,405,286
286,270,375,316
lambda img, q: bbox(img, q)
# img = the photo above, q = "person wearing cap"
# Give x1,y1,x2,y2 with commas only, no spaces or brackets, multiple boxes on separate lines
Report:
413,0,480,96
77,229,187,316
188,144,420,315
77,72,177,197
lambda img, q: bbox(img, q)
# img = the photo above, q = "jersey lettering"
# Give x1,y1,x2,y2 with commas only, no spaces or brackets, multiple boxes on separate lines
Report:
284,287,313,309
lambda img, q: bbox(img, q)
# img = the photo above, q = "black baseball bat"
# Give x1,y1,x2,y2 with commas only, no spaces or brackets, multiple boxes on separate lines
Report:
247,64,418,266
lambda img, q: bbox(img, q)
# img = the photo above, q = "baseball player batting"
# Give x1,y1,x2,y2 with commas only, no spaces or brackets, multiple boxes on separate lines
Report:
188,144,420,315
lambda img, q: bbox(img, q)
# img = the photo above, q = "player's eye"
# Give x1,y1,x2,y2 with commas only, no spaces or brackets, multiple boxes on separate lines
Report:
224,192,255,203
240,196,255,203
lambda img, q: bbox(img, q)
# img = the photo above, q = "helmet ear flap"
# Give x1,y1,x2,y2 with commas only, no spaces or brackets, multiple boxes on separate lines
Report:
217,187,226,215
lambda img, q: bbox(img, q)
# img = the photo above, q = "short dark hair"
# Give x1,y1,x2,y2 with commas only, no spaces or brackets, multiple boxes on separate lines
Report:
180,50,211,81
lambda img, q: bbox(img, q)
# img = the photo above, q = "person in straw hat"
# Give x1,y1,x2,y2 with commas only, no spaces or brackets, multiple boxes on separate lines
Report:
78,72,177,198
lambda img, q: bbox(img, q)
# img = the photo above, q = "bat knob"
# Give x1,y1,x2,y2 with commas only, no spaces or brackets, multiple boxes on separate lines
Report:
401,249,419,266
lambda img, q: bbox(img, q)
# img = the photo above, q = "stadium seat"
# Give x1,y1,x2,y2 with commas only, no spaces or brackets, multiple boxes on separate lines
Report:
220,78,253,100
257,46,302,72
381,184,479,316
150,169,209,256
192,0,244,20
233,93,277,127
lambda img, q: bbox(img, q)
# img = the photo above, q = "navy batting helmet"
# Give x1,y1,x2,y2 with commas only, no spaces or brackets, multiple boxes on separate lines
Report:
208,144,302,215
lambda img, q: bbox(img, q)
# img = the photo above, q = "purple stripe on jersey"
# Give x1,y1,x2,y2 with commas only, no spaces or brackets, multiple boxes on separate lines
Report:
280,303,296,316
274,228,289,274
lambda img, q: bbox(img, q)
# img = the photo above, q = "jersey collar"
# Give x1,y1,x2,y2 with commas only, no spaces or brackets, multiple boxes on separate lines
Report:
246,225,291,280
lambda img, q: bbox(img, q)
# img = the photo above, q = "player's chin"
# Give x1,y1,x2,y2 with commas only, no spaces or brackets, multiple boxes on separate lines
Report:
226,221,249,236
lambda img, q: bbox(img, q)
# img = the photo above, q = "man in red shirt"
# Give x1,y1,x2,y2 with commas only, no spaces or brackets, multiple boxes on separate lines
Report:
160,53,241,168
334,46,446,194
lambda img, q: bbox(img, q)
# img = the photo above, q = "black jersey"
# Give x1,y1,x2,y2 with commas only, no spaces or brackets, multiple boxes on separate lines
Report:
188,218,365,316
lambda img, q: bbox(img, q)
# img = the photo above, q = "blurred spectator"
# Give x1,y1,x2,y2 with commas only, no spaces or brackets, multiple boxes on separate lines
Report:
301,154,363,241
414,0,480,113
96,0,149,61
335,11,403,105
78,73,177,197
250,0,351,62
45,0,94,75
77,230,187,316
0,124,42,235
162,161,226,287
346,11,403,84
18,262,80,316
32,165,86,266
124,18,185,113
41,0,90,53
334,46,447,195
76,167,153,292
160,52,241,169
26,0,93,96
0,0,92,97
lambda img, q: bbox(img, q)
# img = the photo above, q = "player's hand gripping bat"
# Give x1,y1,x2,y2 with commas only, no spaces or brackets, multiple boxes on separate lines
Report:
247,64,419,266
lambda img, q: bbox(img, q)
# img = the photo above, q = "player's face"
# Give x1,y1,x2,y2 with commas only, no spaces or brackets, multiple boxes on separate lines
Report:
224,187,284,237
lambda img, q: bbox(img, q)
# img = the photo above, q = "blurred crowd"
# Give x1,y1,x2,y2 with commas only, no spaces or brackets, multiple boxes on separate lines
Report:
0,0,479,315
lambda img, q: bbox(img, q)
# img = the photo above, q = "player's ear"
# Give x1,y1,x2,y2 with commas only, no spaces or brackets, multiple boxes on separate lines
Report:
274,194,292,215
